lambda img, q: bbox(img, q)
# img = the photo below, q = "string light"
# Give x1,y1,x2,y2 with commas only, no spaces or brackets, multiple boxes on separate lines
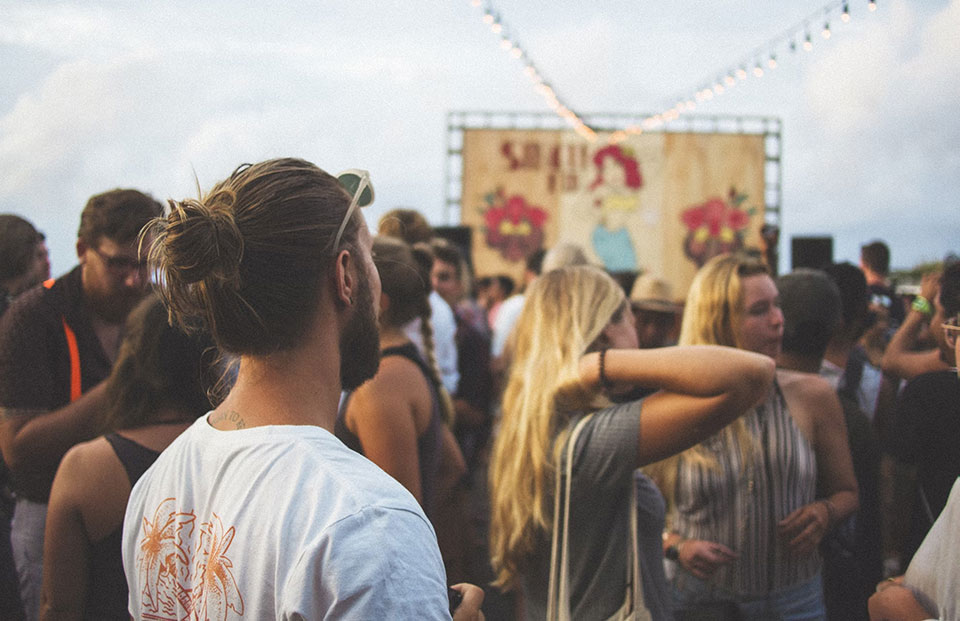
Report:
467,1,879,143
468,1,596,141
654,0,879,132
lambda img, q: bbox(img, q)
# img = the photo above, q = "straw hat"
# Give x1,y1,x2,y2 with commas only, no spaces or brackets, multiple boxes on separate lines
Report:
629,274,681,314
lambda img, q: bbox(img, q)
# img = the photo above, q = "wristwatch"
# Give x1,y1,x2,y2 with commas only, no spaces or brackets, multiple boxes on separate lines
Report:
665,542,681,561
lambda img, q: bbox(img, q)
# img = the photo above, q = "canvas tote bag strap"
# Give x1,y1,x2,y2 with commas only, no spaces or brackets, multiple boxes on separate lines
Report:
547,414,593,621
628,471,653,621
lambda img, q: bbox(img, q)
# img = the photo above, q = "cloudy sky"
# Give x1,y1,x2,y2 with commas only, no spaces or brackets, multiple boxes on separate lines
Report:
1,0,958,276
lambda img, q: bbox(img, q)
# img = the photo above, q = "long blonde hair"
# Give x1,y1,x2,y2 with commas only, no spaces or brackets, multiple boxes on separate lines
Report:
489,265,625,589
646,253,769,504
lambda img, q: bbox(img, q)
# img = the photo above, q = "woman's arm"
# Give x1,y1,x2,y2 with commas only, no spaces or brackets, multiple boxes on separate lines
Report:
436,424,466,502
777,377,859,555
579,345,775,465
868,578,935,621
881,272,949,380
39,445,93,621
346,358,424,502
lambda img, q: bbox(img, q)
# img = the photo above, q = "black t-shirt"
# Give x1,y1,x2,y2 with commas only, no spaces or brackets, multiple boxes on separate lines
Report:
888,370,960,561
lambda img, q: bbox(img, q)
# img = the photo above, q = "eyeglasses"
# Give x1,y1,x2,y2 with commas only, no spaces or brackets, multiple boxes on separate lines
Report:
942,315,960,349
91,246,148,274
333,169,374,251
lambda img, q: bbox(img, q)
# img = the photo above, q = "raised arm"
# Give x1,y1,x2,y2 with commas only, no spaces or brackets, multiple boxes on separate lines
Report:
579,345,775,466
881,272,949,380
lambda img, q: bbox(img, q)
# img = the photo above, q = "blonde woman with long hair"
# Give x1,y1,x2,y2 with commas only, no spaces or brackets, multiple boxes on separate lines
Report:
649,253,858,619
488,265,774,619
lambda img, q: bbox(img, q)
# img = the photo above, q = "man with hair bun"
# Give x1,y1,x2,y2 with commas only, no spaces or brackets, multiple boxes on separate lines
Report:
122,159,483,619
0,190,161,618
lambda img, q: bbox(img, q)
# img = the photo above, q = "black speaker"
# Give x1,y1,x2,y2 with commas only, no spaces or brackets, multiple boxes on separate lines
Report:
791,236,833,270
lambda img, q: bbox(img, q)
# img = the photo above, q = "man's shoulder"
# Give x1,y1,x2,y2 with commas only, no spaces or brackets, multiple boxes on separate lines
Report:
0,268,82,327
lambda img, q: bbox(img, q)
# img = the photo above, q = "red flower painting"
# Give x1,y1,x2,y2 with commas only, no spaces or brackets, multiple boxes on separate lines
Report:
681,188,755,267
483,190,548,262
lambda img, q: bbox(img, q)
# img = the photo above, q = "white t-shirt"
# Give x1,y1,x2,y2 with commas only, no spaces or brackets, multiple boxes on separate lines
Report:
122,415,451,620
491,294,525,359
405,290,459,395
905,477,960,620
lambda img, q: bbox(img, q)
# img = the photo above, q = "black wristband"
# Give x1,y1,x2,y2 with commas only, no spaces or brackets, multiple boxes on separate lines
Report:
665,543,680,561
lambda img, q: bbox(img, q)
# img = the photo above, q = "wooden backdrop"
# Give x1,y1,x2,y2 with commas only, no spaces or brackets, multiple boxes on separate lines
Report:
460,129,766,300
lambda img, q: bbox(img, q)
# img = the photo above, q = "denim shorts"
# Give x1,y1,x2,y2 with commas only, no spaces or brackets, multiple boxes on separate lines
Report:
671,570,826,621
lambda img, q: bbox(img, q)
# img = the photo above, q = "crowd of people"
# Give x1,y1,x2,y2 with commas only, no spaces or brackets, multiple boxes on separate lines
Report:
0,159,956,620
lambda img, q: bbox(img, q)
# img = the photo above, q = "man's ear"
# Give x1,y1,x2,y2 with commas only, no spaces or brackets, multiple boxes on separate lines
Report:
76,239,88,263
333,248,355,308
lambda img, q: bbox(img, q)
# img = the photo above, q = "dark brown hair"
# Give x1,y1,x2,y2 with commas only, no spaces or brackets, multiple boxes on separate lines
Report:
78,189,162,246
373,236,454,423
378,208,433,245
860,240,890,276
0,214,43,282
145,158,359,355
99,294,214,433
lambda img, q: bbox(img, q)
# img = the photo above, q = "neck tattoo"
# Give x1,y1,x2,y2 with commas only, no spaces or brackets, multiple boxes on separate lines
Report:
210,409,246,430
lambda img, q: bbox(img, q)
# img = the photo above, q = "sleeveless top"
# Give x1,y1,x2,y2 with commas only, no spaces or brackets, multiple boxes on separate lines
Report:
85,433,161,620
670,382,820,596
335,343,444,517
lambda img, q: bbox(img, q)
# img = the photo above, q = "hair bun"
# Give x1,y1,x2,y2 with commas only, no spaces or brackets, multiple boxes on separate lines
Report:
163,192,244,288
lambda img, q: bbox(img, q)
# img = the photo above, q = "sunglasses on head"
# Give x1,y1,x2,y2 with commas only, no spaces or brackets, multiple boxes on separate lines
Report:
333,169,374,251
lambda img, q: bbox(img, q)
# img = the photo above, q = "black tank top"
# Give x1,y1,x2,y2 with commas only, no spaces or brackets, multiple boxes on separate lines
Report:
335,343,444,516
84,434,160,620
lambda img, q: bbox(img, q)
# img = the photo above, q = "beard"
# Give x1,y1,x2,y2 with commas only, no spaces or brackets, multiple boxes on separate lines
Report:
339,275,381,391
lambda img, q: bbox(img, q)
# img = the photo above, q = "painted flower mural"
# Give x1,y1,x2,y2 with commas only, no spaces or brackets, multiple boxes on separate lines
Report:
681,187,756,267
482,188,548,262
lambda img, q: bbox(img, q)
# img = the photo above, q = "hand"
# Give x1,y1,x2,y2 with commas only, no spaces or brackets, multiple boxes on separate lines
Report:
677,539,738,580
868,581,933,621
778,501,830,556
919,271,941,303
451,583,485,621
874,575,904,593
